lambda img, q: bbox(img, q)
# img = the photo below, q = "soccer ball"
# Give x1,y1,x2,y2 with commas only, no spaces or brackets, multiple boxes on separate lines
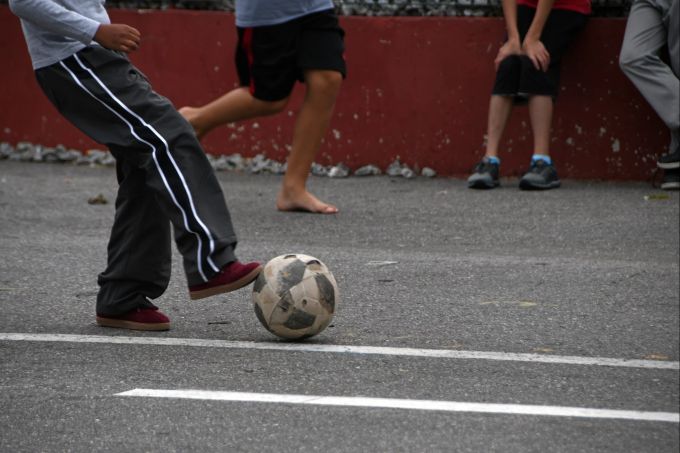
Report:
252,254,338,340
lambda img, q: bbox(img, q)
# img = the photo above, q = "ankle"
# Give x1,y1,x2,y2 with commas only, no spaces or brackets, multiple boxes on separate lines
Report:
532,154,552,165
280,181,307,197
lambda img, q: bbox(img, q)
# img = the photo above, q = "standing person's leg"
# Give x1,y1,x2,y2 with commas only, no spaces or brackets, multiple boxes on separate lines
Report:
620,0,680,165
275,10,346,213
467,55,521,189
666,0,679,76
517,61,560,190
485,95,515,158
276,69,342,213
518,8,557,164
517,8,587,189
663,0,680,172
523,95,555,190
527,95,553,156
485,54,524,159
96,154,172,330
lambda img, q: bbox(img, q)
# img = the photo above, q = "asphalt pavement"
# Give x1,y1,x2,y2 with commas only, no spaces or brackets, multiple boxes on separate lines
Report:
0,160,678,452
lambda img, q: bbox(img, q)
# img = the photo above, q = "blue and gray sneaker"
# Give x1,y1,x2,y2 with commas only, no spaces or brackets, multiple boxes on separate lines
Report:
519,159,560,190
467,158,500,189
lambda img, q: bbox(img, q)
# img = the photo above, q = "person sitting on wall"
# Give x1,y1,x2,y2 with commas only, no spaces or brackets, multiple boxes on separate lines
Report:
467,0,590,190
619,0,679,190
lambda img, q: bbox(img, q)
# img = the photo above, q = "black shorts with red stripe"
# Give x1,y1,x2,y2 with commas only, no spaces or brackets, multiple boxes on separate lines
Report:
235,9,346,102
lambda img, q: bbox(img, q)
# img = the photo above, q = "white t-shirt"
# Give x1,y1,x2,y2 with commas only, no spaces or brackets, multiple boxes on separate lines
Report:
235,0,334,27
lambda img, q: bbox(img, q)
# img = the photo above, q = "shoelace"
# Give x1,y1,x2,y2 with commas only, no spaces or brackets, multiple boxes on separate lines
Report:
529,160,549,173
474,161,496,174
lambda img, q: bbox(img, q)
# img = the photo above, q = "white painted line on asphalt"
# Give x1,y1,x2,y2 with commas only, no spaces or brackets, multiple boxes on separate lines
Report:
2,332,678,370
116,389,680,423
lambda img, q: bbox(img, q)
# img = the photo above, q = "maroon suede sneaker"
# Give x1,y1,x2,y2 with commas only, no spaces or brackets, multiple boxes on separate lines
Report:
189,260,262,300
96,307,170,331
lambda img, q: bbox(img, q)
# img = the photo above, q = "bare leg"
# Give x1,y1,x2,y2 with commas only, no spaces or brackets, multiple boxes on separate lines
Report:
179,87,288,139
276,70,343,214
528,95,553,156
485,95,514,158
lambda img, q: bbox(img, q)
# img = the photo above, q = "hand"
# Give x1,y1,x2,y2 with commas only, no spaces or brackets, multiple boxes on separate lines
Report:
94,24,141,53
494,38,522,71
523,38,550,72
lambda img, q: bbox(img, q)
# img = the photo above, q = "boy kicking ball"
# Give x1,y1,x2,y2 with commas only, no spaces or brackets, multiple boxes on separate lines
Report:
10,0,261,331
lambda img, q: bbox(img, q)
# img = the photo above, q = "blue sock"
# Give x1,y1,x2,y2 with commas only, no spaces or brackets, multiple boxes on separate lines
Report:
485,156,500,165
532,154,552,165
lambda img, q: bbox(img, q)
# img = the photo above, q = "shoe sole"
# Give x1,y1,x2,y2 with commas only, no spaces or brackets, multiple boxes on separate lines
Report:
468,181,500,189
658,161,680,170
660,181,680,190
96,317,170,331
519,180,561,190
189,265,263,300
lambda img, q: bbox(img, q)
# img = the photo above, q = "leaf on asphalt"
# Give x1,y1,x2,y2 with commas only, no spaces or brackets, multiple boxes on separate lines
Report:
365,261,398,267
644,194,670,201
87,193,108,205
533,347,555,353
518,300,537,308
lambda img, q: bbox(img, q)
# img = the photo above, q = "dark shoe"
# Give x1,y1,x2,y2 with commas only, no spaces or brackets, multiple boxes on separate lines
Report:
467,159,500,189
658,149,680,170
661,169,680,190
519,159,561,190
189,260,262,300
96,307,170,331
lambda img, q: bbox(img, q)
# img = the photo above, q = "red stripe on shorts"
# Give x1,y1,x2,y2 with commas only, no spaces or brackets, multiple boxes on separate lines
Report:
241,28,256,96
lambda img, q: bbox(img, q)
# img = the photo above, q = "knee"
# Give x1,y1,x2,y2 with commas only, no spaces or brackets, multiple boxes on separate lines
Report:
618,49,636,72
619,48,651,74
496,55,521,77
255,98,289,116
306,70,343,98
518,55,542,72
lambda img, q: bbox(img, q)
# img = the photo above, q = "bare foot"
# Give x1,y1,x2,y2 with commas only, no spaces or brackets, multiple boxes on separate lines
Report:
178,106,205,138
276,189,338,214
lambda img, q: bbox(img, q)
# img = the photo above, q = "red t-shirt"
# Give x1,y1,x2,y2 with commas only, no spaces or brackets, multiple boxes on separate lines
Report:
517,0,591,14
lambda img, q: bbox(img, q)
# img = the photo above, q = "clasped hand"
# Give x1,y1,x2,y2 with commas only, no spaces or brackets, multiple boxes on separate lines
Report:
494,37,551,72
94,23,141,53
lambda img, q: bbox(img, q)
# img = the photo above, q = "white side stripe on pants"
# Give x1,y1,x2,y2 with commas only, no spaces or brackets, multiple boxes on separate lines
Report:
70,54,220,277
59,55,218,281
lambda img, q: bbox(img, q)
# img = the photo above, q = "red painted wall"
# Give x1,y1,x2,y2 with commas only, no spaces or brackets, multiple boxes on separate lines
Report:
0,7,666,180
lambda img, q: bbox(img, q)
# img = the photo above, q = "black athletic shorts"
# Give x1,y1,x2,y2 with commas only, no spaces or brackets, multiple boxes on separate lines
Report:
235,9,346,102
492,5,587,102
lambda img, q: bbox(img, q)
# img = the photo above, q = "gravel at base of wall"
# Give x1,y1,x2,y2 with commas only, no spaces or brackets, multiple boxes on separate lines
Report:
0,141,438,179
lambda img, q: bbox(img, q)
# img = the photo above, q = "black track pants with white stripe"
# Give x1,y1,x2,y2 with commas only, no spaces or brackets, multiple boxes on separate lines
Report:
35,46,238,315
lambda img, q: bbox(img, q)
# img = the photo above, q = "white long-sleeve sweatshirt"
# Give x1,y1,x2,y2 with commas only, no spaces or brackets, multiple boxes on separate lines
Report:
9,0,109,69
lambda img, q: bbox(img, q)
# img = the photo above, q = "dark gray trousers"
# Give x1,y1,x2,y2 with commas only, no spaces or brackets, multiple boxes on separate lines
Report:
35,46,238,315
620,0,680,153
